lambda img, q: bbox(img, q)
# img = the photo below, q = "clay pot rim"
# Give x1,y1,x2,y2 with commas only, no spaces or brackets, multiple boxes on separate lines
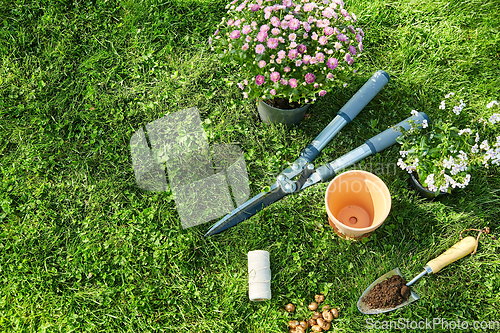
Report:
325,170,392,232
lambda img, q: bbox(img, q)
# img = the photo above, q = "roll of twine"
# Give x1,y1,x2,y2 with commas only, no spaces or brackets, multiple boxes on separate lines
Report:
248,250,271,301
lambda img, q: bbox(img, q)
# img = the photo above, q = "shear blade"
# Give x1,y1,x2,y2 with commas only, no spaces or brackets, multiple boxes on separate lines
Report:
204,185,287,236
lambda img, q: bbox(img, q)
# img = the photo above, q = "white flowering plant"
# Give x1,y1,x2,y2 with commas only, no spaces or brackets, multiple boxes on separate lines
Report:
209,0,364,106
397,94,500,194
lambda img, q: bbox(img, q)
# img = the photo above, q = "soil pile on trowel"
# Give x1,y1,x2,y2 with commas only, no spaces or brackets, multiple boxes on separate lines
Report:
362,275,411,309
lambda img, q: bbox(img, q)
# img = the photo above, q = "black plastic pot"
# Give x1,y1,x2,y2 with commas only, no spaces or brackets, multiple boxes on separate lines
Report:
257,99,310,125
408,172,448,199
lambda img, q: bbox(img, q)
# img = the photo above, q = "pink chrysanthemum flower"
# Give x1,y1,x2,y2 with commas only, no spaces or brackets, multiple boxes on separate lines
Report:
255,44,265,54
358,42,363,52
305,73,315,84
355,34,362,42
324,27,334,36
295,59,302,67
255,75,265,86
250,4,260,12
242,43,249,51
258,60,266,68
271,16,280,27
337,34,348,42
270,89,276,95
288,49,298,60
278,50,286,59
319,90,327,97
260,24,270,32
270,71,281,83
289,18,300,30
304,3,315,12
280,20,289,29
288,33,297,41
327,58,338,69
298,44,307,54
326,73,334,79
303,55,312,64
267,38,279,49
303,22,311,32
344,53,353,65
289,78,298,88
316,52,325,62
349,45,356,55
230,30,240,39
272,28,280,35
257,31,267,42
319,36,328,45
280,78,288,85
242,25,252,35
283,67,291,73
323,8,333,19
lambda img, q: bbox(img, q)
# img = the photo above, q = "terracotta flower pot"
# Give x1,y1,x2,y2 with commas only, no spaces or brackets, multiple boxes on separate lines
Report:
408,172,448,199
325,170,391,239
257,99,310,125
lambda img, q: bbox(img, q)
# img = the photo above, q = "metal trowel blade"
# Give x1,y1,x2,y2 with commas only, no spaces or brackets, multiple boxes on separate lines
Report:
357,267,420,314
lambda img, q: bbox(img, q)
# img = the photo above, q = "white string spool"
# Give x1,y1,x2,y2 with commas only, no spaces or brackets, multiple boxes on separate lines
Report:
247,250,271,301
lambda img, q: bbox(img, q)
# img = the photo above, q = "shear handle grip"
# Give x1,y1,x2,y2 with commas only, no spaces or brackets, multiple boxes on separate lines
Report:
365,112,429,154
337,70,390,123
299,70,390,162
426,236,476,274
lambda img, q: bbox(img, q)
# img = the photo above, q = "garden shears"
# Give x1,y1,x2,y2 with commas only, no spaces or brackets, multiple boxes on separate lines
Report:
205,70,429,237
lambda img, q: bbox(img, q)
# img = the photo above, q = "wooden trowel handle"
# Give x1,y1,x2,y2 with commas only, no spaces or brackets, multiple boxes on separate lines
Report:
426,236,476,274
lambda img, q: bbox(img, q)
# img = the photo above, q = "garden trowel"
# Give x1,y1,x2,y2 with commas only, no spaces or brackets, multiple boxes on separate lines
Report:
357,236,477,314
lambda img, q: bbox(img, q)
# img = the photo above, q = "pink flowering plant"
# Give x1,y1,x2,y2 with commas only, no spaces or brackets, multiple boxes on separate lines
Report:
209,0,364,104
397,94,500,194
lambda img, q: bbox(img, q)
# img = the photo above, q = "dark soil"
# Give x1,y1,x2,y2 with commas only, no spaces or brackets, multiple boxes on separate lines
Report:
264,97,303,110
362,275,410,309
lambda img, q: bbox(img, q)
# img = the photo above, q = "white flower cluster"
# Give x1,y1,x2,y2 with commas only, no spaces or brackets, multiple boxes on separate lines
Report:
486,100,499,109
424,172,471,193
438,92,455,110
443,152,468,175
480,136,500,166
458,128,472,135
397,157,418,173
452,100,466,115
489,113,500,125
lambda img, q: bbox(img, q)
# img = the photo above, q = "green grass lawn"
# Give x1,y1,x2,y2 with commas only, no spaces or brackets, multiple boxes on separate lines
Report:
1,0,499,332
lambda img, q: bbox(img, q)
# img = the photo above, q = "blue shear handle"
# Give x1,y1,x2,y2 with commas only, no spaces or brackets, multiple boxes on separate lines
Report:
365,112,429,154
337,70,390,123
299,70,390,162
